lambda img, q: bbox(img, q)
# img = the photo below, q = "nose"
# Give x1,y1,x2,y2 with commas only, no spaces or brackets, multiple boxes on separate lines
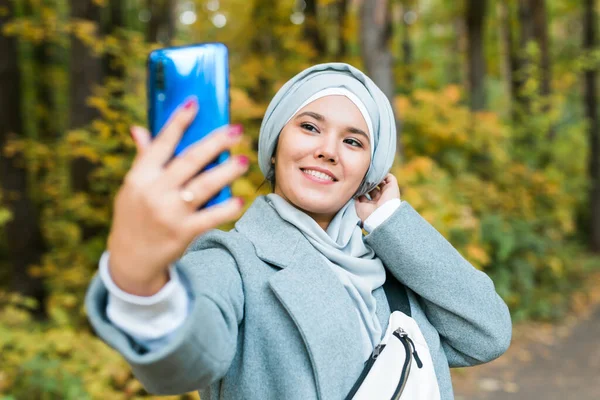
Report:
314,133,338,164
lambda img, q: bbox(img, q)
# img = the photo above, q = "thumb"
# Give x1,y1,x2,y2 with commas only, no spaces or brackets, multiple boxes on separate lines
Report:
130,126,152,154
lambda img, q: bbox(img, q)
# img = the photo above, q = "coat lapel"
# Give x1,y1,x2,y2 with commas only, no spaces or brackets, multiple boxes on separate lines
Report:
235,196,366,399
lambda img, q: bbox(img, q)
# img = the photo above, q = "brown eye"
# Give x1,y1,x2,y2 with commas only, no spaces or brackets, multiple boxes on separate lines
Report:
301,123,318,132
345,138,363,148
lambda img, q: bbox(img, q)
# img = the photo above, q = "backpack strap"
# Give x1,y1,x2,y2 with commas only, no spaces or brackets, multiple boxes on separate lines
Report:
382,270,411,317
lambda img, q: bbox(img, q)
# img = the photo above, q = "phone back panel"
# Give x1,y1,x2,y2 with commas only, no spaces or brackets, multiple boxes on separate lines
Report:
147,43,231,207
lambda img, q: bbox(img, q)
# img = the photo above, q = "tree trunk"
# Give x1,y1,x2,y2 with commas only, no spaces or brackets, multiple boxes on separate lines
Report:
69,0,103,194
69,0,102,131
584,0,600,252
335,0,348,59
360,0,402,159
0,0,48,318
399,2,414,90
104,0,125,80
497,1,513,113
248,0,280,102
505,2,523,121
518,1,535,49
532,0,550,98
31,2,56,142
530,0,555,140
147,0,176,45
515,0,535,115
304,0,325,59
466,0,487,110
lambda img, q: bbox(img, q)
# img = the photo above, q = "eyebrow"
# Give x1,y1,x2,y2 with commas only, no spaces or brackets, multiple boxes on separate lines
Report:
294,111,371,143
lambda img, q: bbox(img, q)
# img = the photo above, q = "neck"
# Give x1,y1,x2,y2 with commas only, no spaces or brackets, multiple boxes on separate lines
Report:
272,190,334,231
309,212,333,231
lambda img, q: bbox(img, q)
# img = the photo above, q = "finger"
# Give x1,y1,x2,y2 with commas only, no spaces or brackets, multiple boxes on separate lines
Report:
181,154,249,208
385,173,397,185
161,124,244,188
131,126,152,154
182,197,245,239
144,96,199,167
370,187,382,202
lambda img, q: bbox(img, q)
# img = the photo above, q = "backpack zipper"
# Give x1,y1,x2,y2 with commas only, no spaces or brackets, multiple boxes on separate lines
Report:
344,344,386,400
391,328,423,399
344,327,423,400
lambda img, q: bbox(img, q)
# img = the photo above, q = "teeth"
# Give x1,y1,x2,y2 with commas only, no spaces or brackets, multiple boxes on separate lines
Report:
302,169,334,181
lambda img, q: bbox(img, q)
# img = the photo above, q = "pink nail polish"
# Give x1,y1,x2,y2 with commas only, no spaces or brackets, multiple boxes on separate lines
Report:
236,197,245,207
228,124,243,137
237,155,249,166
183,97,197,109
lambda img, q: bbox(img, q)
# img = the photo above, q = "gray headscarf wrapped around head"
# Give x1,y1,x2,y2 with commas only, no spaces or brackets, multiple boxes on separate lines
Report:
258,63,397,197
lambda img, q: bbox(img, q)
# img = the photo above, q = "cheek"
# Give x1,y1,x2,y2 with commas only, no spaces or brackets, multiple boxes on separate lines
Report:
344,153,370,181
278,132,313,162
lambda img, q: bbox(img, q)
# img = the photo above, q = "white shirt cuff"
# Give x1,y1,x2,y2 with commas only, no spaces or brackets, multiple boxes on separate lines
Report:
99,251,190,340
363,198,402,233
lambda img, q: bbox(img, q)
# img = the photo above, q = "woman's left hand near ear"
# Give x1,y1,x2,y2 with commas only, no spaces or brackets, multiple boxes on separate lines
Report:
355,173,401,223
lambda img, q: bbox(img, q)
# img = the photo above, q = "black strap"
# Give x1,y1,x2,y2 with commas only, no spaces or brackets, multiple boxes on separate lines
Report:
382,270,411,317
343,272,412,400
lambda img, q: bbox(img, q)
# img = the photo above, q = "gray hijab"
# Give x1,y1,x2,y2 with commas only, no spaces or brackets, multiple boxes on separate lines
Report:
258,63,396,197
259,63,398,359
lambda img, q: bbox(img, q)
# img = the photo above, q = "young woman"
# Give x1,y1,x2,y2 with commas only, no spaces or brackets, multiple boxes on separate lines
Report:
85,63,512,400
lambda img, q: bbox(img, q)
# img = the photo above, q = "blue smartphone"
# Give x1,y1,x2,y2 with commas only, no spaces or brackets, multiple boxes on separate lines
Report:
147,42,232,208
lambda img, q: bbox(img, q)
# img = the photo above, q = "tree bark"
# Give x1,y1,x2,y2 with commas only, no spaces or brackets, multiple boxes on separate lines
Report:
514,0,535,115
583,0,600,252
248,0,280,102
532,0,550,99
466,0,487,110
304,0,325,59
514,0,553,140
147,0,176,45
360,0,402,159
69,0,103,197
530,0,555,140
0,0,48,318
335,0,348,59
69,0,102,130
31,1,56,141
399,2,414,90
103,0,125,80
497,1,513,113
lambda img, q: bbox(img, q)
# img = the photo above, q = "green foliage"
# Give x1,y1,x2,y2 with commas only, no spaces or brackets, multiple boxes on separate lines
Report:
0,0,598,397
0,292,197,399
395,81,586,321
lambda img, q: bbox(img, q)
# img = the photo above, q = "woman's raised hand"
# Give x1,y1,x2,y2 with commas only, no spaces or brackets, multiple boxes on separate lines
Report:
107,97,249,296
355,173,401,224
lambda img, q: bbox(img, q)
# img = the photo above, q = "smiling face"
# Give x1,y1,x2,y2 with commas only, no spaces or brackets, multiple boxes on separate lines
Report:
272,95,372,230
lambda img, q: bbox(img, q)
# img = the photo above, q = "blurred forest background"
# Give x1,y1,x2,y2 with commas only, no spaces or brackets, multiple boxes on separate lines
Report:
0,0,599,398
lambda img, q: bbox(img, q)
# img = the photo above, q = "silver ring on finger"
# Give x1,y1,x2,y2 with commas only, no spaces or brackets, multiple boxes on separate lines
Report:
180,189,195,204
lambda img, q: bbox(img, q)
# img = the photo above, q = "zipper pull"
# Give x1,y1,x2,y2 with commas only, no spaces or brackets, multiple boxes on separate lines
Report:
393,327,423,367
372,344,385,360
394,327,407,337
406,337,423,368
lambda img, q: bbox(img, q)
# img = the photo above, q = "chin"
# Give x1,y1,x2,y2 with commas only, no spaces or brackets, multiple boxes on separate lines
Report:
289,189,348,214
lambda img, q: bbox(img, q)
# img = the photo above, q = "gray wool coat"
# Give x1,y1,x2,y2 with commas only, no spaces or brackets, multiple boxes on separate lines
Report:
85,196,512,400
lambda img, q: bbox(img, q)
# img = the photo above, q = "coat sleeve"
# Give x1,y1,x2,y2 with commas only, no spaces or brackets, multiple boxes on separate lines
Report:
84,229,247,394
364,201,512,367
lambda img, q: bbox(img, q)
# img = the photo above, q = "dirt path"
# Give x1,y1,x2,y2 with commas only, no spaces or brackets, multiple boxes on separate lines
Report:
451,273,600,400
